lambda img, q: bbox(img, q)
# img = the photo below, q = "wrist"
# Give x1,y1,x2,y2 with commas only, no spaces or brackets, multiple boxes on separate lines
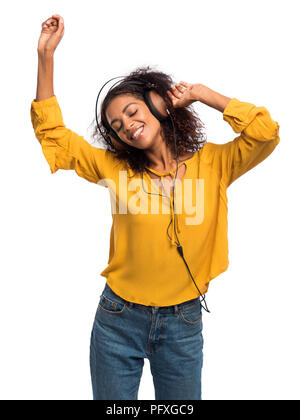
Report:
193,83,231,112
38,49,54,60
192,84,212,102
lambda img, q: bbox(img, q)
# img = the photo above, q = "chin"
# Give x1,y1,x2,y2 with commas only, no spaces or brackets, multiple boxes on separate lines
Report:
130,138,153,150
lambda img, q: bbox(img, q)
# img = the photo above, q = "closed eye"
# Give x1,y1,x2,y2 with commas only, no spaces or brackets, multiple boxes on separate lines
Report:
116,110,137,132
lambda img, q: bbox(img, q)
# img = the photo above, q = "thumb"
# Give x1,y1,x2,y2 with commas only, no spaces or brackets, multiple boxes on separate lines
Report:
51,15,64,35
56,17,64,35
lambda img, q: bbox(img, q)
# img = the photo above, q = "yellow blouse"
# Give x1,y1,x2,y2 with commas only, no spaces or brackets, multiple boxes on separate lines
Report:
30,95,280,306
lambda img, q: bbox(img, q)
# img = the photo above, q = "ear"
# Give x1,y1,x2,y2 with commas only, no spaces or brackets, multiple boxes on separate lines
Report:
148,90,169,118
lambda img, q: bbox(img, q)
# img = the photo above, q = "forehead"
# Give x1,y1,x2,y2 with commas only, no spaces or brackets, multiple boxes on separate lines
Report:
105,94,143,123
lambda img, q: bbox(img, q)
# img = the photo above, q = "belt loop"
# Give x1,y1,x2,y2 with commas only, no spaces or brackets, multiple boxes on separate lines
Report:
173,304,178,315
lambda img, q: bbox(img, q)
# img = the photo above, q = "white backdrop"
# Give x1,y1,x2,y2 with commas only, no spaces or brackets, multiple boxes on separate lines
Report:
0,0,299,400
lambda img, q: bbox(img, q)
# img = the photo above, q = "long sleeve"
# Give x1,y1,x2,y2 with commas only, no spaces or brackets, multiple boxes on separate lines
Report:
203,97,280,187
30,95,116,184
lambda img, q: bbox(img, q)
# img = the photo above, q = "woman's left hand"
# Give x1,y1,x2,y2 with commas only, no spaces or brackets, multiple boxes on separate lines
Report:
167,81,199,108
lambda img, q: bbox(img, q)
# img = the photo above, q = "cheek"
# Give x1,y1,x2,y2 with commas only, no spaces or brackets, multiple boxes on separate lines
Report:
146,115,160,132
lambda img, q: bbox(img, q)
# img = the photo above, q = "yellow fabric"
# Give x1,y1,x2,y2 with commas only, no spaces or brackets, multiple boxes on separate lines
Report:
30,95,280,306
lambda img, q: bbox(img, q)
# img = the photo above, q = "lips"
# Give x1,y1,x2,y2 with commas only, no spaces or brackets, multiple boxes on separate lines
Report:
130,126,144,140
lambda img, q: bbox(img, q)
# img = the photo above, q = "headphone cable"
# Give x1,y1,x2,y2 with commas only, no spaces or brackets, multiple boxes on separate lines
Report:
142,108,210,313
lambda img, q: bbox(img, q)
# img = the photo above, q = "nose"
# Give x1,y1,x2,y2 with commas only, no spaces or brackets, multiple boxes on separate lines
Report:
123,116,135,137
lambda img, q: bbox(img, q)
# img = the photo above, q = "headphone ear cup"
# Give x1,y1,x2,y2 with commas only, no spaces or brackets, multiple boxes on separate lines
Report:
145,90,169,120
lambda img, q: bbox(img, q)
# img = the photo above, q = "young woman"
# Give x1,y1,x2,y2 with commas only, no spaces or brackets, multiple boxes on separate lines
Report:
31,15,280,400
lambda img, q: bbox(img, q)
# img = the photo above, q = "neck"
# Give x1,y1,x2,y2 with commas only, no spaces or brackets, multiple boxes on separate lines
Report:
144,138,178,172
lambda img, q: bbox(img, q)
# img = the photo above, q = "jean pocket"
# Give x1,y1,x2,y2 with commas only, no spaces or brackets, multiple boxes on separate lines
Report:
179,299,202,325
98,295,127,314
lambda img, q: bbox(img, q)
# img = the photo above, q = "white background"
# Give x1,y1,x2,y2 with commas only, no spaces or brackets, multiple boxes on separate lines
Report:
0,0,299,400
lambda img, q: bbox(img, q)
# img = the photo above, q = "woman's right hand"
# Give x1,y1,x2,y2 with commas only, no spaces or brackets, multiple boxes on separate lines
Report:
37,14,65,55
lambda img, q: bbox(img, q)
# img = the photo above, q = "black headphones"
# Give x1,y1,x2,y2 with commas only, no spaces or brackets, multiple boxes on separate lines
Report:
95,76,210,313
95,76,170,151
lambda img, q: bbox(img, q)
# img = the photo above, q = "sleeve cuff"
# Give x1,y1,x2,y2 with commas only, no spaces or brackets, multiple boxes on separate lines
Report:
30,94,65,130
31,95,58,110
222,97,258,134
223,97,280,141
222,97,243,117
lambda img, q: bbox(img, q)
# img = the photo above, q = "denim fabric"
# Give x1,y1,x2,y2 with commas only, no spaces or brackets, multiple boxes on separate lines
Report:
90,282,204,400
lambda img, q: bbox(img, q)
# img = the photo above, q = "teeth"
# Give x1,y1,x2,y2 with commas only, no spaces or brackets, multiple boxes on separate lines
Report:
132,126,143,139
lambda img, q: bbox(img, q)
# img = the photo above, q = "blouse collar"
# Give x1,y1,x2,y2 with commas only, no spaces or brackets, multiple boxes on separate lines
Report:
145,152,197,177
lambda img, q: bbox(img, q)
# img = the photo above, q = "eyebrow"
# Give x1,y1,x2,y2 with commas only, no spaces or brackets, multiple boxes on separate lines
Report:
110,102,138,127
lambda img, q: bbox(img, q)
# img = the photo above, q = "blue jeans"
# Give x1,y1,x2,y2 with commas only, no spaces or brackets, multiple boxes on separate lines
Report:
89,282,204,400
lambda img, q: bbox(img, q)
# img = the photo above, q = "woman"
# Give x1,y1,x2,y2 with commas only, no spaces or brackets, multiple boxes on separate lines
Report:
31,15,280,400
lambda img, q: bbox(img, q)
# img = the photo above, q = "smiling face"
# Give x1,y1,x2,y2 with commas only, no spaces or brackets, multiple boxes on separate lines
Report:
105,94,163,150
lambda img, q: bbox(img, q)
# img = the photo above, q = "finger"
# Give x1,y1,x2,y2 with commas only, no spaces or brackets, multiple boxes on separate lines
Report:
167,91,177,104
52,17,64,35
179,81,191,89
175,83,186,93
42,18,61,30
48,19,58,26
57,17,64,30
45,15,63,29
42,23,52,30
42,18,56,28
171,86,182,99
57,19,64,33
167,90,175,99
52,14,64,23
42,20,51,27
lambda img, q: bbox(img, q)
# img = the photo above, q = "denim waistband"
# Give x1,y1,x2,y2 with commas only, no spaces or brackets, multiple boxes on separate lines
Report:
102,282,201,314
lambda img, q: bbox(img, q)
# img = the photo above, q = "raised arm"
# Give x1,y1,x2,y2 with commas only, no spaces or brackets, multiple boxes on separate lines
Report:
31,15,116,185
193,84,280,187
167,82,280,187
36,14,64,101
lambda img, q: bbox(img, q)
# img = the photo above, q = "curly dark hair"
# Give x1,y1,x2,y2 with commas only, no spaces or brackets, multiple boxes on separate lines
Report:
89,66,207,175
